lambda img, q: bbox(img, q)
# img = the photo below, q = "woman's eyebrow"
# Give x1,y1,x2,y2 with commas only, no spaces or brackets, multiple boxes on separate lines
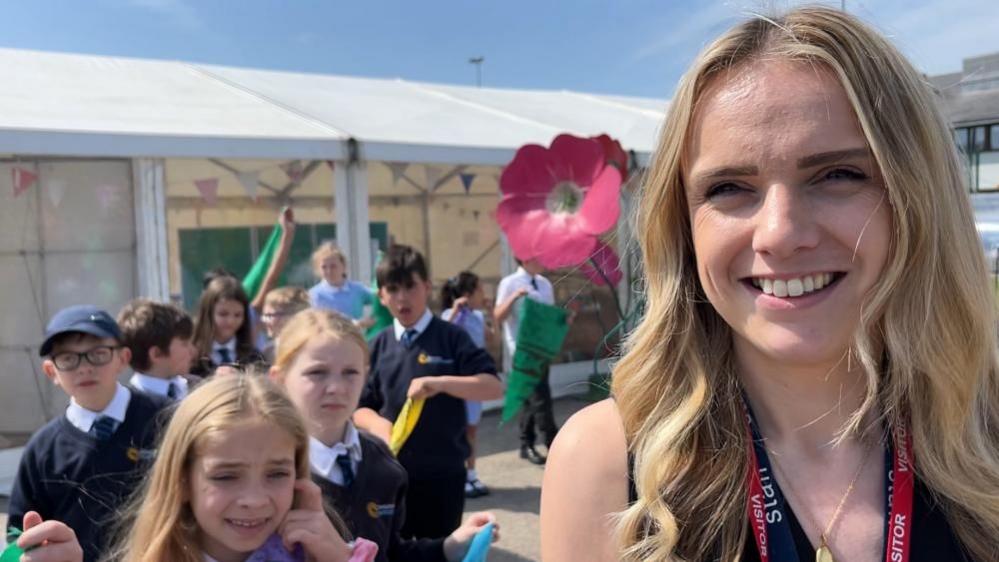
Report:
692,147,872,180
697,165,759,179
796,147,870,168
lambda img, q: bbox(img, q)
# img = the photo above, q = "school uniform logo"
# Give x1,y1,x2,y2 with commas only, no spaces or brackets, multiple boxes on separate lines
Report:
417,353,454,366
366,501,395,519
126,447,157,463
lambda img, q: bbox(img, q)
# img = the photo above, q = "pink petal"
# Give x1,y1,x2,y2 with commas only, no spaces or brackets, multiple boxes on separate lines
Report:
498,203,551,261
496,194,546,231
577,165,622,235
500,144,559,197
527,213,599,269
548,134,605,187
581,242,623,286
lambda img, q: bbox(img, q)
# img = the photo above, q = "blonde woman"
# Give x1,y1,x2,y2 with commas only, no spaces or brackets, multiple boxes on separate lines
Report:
542,7,998,562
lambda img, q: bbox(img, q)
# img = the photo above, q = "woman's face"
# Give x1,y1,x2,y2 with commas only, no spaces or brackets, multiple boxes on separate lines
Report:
683,60,891,369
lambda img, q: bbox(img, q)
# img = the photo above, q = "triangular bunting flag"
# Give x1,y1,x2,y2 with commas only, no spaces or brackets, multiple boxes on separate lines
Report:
45,178,67,208
459,172,475,194
237,171,259,201
194,178,219,206
280,160,304,183
11,167,38,198
425,165,443,191
387,162,408,185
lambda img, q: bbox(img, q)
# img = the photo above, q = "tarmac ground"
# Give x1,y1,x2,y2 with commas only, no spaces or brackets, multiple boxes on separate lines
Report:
0,395,593,560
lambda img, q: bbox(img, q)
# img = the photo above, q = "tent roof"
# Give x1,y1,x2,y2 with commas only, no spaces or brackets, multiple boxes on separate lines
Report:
0,47,667,164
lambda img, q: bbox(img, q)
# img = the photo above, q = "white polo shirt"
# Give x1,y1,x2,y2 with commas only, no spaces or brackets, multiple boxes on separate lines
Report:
495,266,555,354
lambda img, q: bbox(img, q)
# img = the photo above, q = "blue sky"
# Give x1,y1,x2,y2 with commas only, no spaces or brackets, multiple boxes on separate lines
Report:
3,0,998,100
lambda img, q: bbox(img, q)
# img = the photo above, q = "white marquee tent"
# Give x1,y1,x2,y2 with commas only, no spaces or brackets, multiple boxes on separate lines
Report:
0,46,667,447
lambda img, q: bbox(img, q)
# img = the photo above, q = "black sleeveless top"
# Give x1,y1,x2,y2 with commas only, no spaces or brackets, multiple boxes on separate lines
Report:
625,455,976,561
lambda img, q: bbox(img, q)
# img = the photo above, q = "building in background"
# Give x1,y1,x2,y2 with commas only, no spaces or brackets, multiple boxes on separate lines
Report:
933,52,999,191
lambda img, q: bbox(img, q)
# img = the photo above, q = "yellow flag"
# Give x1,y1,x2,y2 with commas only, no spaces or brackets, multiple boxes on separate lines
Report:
390,398,425,456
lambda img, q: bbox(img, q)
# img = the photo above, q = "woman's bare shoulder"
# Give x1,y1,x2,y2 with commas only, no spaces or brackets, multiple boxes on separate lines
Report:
541,399,629,562
553,398,628,470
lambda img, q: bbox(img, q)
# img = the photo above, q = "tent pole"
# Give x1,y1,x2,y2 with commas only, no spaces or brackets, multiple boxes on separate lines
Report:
133,158,170,301
333,140,372,285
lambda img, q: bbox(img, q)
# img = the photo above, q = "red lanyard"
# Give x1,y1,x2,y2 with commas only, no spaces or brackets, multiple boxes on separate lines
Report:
745,411,914,562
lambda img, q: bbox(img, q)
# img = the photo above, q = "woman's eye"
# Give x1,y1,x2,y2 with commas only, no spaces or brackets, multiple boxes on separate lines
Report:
306,369,328,377
267,471,291,480
822,167,868,182
705,182,745,199
342,370,360,377
210,473,236,481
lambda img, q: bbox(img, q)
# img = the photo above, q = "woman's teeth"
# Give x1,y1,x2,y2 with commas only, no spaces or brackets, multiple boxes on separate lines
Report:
750,273,835,297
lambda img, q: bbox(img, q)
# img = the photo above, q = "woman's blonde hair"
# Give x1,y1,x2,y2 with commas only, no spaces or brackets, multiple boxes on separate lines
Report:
612,6,999,561
105,375,348,562
271,309,368,379
312,242,348,280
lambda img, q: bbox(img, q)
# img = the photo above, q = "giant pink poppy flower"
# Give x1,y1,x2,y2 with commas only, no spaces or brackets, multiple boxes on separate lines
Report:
496,134,622,269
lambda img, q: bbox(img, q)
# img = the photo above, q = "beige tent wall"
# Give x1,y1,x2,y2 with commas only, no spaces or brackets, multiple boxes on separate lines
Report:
0,158,136,435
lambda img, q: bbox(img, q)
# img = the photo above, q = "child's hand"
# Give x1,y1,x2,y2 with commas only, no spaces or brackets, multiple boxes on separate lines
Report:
279,207,296,232
516,287,530,299
442,512,500,561
280,479,352,562
452,296,470,310
16,511,83,562
407,378,441,400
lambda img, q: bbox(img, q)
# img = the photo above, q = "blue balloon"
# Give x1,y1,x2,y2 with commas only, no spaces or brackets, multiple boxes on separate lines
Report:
461,522,495,562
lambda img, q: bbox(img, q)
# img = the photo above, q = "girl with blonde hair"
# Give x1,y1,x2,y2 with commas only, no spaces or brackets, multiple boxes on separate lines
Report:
269,308,498,561
309,242,376,329
104,374,378,562
542,6,998,562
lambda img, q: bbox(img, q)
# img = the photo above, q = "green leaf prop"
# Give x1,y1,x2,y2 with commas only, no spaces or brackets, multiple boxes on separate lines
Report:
241,222,283,301
501,298,569,423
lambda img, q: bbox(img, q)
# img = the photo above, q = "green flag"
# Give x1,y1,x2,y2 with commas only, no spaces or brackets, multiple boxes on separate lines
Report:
501,298,569,423
365,250,394,340
241,223,283,301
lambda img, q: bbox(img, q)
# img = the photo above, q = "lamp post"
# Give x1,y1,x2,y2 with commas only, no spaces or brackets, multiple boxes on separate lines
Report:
469,56,484,87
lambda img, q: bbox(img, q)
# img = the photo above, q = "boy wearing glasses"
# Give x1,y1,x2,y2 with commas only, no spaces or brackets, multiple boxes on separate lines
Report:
6,305,168,562
259,286,311,362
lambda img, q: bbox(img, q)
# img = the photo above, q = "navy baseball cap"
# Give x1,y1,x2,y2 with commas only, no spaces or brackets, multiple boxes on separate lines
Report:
39,305,122,357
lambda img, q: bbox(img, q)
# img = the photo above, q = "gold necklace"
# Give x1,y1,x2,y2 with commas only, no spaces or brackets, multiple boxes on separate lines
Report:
767,439,876,562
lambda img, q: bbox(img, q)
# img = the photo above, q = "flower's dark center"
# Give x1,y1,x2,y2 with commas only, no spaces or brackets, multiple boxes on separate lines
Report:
547,181,584,214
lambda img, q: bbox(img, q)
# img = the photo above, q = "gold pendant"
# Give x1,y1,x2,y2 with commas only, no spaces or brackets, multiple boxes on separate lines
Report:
816,536,834,562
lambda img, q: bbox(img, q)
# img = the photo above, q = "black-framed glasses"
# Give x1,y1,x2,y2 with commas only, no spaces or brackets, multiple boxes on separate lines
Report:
51,345,121,370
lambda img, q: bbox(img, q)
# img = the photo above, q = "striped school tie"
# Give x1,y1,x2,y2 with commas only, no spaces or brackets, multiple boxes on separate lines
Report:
91,415,118,441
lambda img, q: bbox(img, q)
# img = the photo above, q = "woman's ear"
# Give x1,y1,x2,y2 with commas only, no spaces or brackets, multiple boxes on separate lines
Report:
268,366,283,383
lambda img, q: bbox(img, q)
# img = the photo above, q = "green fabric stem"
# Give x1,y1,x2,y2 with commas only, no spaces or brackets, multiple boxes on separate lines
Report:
501,299,569,423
